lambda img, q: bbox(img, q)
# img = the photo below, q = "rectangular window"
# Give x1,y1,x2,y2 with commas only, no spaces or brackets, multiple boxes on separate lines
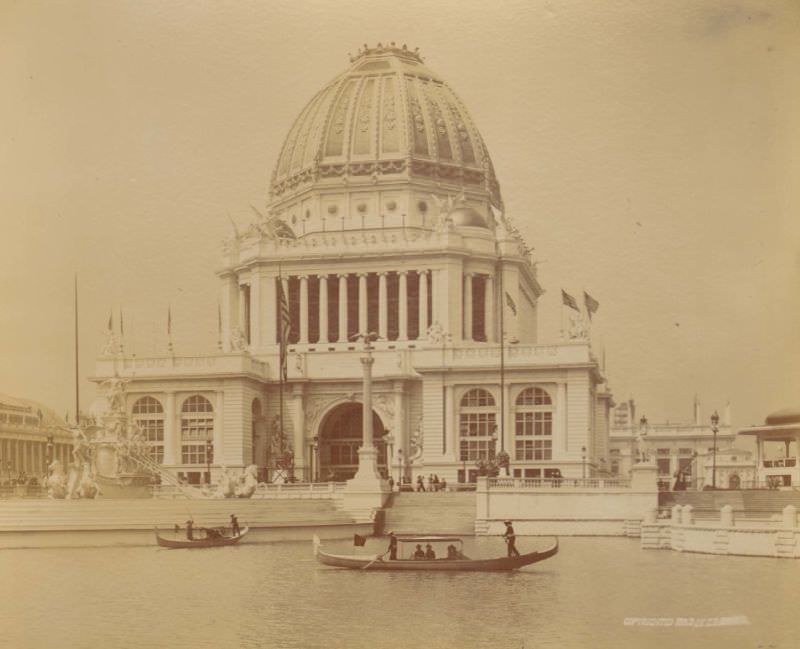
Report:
459,412,496,437
514,439,552,461
181,416,213,441
459,439,493,461
656,458,671,475
181,444,207,465
515,411,552,436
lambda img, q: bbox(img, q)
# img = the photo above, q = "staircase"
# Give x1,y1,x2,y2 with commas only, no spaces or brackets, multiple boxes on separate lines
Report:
127,452,204,499
0,497,356,532
381,492,476,535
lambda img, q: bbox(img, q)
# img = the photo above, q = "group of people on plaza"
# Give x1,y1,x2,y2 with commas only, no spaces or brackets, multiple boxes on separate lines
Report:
415,474,446,492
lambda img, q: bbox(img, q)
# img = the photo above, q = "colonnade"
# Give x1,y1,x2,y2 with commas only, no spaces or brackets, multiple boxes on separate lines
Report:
267,270,496,345
0,437,71,480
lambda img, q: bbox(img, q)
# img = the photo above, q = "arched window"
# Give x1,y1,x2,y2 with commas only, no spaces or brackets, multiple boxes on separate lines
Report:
180,395,213,465
132,396,164,464
458,388,497,463
514,387,553,461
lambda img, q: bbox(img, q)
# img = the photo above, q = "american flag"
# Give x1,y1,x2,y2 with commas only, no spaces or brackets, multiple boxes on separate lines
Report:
584,291,600,319
561,289,579,312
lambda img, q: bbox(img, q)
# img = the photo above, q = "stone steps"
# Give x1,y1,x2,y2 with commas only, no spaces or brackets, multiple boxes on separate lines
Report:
0,498,355,531
383,492,476,535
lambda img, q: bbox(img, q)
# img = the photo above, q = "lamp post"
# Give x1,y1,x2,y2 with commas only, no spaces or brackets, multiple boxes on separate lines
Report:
205,436,213,485
711,410,719,490
581,445,587,480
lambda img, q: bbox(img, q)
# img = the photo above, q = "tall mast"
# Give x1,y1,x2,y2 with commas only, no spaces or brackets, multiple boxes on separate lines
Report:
74,273,80,423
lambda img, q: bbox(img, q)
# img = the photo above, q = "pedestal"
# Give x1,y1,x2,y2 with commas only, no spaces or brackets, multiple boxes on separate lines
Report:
630,460,659,492
343,448,390,516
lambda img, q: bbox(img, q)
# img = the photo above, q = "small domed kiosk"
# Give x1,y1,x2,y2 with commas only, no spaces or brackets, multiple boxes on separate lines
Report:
738,408,800,488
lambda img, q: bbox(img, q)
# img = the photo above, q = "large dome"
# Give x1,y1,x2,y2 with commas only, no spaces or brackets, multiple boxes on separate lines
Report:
269,44,502,210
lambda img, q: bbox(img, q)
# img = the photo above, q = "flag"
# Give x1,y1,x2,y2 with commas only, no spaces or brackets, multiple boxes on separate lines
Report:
561,289,579,311
353,534,367,547
584,291,599,320
277,279,291,381
504,292,517,316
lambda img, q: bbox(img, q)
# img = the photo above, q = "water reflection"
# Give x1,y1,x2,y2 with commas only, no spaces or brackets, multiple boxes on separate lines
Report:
0,536,797,649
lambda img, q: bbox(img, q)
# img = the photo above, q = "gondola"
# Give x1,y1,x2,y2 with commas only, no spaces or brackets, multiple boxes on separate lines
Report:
313,534,558,571
155,526,249,549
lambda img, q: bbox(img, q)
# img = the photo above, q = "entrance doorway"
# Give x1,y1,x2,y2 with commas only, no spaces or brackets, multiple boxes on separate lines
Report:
728,474,741,489
317,403,387,481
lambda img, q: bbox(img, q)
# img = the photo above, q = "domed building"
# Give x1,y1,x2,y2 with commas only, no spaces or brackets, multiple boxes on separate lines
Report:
93,45,613,486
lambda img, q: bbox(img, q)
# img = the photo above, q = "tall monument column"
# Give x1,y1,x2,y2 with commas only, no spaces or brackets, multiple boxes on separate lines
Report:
345,333,389,512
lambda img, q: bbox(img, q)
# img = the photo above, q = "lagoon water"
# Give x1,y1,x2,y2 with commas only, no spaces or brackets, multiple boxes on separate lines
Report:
1,536,797,649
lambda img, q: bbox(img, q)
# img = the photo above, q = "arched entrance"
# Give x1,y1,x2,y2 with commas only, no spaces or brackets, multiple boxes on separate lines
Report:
317,402,387,481
728,474,741,489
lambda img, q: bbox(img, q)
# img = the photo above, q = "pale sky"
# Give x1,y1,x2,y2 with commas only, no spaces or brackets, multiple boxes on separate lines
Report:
1,0,798,430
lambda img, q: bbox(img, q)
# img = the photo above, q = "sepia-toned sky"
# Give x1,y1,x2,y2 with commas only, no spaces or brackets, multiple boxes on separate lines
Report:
1,0,798,431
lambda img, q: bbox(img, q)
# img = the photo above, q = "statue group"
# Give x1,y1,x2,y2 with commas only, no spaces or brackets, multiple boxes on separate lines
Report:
216,465,260,498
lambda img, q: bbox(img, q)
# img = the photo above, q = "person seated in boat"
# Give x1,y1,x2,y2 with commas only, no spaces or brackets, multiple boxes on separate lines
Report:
230,514,241,536
185,519,194,541
447,544,459,559
413,544,425,559
424,544,436,560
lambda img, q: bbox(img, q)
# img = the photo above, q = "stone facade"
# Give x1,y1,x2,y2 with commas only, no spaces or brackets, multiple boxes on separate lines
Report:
92,46,613,485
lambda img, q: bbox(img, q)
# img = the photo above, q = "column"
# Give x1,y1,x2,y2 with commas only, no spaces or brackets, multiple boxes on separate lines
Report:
163,392,177,465
250,270,261,349
292,385,306,476
418,270,428,338
338,274,348,342
398,271,408,341
318,275,329,344
484,274,494,342
358,273,368,335
214,391,224,468
378,272,388,340
263,274,277,347
463,273,474,341
445,384,455,458
557,382,568,453
299,275,309,344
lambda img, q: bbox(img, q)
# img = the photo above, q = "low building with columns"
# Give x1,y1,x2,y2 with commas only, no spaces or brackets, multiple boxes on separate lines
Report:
92,44,613,486
0,394,72,484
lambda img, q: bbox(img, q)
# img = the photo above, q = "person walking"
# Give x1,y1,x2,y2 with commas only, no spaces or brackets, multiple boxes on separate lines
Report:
503,520,520,557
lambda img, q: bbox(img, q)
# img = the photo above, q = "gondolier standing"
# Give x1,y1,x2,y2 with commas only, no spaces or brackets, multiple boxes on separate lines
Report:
503,520,520,557
186,519,194,541
230,514,241,537
386,531,398,560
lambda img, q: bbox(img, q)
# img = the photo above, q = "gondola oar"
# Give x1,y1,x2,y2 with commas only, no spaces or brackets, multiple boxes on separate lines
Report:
360,551,387,569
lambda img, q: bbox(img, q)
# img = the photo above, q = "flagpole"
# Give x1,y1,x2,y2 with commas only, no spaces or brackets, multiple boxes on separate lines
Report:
74,273,80,424
277,263,285,482
498,259,505,456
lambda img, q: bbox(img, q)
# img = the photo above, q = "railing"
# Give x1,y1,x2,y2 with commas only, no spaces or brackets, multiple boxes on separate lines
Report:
488,477,631,489
152,481,347,500
763,458,797,468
